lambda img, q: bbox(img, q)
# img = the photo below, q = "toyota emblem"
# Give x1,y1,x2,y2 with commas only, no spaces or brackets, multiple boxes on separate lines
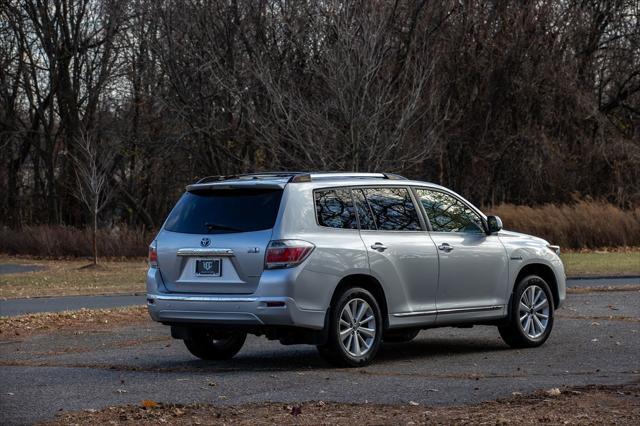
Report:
200,237,211,247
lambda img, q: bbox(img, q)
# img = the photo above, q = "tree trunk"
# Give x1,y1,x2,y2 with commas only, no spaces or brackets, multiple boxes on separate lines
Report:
93,206,98,265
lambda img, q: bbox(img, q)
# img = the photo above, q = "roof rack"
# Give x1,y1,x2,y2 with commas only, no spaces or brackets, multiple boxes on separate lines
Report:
193,171,407,185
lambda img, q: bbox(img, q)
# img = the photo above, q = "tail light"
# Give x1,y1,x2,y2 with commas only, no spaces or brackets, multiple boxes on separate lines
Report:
265,240,315,269
148,241,158,268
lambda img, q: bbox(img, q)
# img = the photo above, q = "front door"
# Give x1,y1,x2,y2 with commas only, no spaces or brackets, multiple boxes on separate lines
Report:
414,188,509,323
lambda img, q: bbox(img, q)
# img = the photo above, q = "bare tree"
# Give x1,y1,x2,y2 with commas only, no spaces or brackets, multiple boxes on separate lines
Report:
71,131,117,266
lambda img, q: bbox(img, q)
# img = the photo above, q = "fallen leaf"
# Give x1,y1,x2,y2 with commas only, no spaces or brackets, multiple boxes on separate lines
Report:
141,400,158,408
115,389,128,394
409,401,420,406
290,405,302,416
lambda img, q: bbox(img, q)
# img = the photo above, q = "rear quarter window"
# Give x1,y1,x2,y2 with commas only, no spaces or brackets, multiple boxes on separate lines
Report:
314,188,358,229
164,188,283,234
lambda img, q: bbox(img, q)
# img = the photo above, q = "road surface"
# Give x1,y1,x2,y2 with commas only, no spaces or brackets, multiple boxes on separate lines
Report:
1,289,639,424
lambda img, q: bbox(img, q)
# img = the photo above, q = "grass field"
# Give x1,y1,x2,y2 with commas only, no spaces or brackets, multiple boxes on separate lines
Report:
560,250,639,276
0,251,637,299
0,256,146,299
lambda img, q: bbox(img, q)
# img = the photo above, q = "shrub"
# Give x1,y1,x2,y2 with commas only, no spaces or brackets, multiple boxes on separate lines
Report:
0,225,151,258
488,201,640,249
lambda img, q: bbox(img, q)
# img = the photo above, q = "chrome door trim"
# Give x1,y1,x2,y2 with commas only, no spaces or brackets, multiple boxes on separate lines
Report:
392,305,503,318
176,248,235,257
438,305,503,315
392,309,438,318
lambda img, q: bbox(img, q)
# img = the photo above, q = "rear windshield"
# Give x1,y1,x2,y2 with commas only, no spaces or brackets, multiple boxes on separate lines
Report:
164,188,283,234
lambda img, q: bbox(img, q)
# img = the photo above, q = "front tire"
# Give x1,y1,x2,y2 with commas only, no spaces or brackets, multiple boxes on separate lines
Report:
499,275,554,348
184,330,247,360
317,287,383,367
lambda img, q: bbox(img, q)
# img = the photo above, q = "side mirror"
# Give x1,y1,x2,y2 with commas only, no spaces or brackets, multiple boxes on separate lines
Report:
486,215,503,234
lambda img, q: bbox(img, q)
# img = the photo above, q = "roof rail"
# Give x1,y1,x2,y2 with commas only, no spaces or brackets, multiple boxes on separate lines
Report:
193,171,407,185
195,172,306,184
290,172,407,182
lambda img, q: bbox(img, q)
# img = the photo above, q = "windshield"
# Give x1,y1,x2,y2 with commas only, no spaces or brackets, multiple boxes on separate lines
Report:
164,188,283,234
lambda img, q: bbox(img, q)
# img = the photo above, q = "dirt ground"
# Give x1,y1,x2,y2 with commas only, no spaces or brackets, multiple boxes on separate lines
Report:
42,384,640,425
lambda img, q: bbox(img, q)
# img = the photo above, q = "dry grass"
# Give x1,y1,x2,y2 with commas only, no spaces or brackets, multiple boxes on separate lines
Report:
488,201,640,249
42,384,640,425
0,306,148,339
0,225,151,258
0,256,147,298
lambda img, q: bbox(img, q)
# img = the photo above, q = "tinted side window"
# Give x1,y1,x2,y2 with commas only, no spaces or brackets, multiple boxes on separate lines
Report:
362,187,421,231
352,189,376,230
416,189,484,233
314,189,358,229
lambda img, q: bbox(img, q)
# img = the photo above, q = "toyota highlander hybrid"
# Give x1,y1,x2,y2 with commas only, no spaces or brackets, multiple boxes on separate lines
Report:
146,172,565,366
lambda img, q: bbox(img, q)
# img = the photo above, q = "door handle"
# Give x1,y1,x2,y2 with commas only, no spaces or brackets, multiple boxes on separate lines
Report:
370,242,387,252
438,243,454,252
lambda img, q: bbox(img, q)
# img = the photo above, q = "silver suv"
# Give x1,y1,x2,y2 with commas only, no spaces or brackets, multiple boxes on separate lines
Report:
147,172,565,366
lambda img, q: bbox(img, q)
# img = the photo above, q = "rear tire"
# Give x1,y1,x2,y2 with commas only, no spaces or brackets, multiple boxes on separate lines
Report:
184,330,247,360
384,329,420,343
317,287,383,367
499,275,554,348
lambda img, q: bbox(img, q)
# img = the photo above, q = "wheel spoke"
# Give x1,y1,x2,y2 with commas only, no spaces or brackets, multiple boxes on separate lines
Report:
359,326,375,338
520,312,529,322
524,316,532,335
353,330,361,355
361,315,374,325
519,301,529,313
357,333,369,350
355,303,367,321
534,298,548,311
536,312,548,319
351,300,359,322
340,327,353,338
343,304,355,324
528,287,535,307
532,315,545,334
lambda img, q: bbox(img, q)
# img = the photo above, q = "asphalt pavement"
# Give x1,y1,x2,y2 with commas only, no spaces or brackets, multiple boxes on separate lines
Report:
1,289,638,425
0,294,146,317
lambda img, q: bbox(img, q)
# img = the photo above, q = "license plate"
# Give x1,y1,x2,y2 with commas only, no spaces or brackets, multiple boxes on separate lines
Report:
195,259,221,276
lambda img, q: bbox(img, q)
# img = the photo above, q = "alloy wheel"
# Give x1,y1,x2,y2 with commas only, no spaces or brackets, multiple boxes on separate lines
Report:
339,298,376,357
519,284,550,339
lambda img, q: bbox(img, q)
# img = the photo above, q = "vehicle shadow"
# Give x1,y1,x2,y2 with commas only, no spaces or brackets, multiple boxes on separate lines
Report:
146,336,509,373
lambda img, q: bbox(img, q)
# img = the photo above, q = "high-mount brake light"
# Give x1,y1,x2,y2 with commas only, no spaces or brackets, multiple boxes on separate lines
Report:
265,240,315,269
148,241,158,268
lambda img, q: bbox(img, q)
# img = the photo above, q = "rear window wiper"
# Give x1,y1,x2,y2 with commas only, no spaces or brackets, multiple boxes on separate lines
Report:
204,222,243,232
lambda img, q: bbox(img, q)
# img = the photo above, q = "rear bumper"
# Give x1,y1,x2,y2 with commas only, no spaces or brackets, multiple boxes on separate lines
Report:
146,293,325,329
146,268,325,330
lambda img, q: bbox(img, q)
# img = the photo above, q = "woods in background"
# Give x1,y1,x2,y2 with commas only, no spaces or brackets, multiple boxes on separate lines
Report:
2,0,639,231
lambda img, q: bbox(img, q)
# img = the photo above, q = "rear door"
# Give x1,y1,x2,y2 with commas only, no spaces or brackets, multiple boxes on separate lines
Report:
354,187,439,320
156,186,283,294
